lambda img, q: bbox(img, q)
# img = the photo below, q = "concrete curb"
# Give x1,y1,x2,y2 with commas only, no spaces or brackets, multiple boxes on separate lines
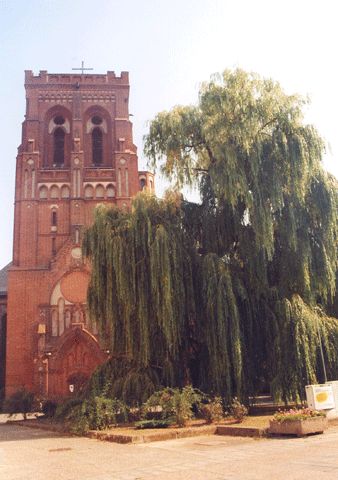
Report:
12,419,268,443
216,425,268,438
12,419,218,443
10,420,69,435
87,425,218,443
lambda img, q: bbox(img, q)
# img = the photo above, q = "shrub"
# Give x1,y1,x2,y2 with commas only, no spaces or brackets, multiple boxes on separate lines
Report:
230,397,248,423
85,358,160,406
58,396,128,434
142,386,202,427
135,419,173,429
86,396,128,430
200,396,224,424
54,397,83,421
3,388,35,420
41,399,58,418
127,407,142,423
142,410,163,421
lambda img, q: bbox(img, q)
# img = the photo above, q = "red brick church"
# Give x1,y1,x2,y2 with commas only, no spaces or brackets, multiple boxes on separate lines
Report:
0,69,153,398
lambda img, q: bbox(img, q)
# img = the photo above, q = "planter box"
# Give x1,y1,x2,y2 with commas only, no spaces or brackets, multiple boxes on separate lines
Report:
269,417,328,437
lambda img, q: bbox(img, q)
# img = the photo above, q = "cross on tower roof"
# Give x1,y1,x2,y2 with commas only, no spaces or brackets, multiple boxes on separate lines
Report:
72,61,93,75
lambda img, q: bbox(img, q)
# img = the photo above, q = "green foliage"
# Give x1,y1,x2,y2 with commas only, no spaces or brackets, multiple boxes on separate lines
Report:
145,69,336,282
84,68,338,404
85,357,161,406
229,397,248,422
142,386,202,427
83,192,199,395
135,419,173,429
270,296,338,402
54,397,83,421
55,396,128,434
41,399,58,418
3,388,34,420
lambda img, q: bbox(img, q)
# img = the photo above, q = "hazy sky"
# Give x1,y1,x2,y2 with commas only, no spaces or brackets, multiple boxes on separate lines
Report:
0,0,337,269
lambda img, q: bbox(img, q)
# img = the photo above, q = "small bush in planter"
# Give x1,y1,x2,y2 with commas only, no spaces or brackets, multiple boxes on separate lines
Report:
273,407,326,423
135,419,174,429
270,407,327,436
3,388,35,420
200,396,224,424
229,397,248,423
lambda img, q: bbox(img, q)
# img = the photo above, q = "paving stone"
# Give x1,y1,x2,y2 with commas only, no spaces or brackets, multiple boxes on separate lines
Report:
3,423,338,479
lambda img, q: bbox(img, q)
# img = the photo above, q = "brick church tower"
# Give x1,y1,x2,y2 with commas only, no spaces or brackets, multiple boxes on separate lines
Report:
5,69,154,398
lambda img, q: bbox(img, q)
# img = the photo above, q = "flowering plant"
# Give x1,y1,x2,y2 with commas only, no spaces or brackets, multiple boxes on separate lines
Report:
273,407,326,423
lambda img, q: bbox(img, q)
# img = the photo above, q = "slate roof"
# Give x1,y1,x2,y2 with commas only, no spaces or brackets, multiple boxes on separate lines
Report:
0,262,11,296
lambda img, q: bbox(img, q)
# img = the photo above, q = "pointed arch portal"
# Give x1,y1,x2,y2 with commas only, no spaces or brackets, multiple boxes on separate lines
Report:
47,326,107,396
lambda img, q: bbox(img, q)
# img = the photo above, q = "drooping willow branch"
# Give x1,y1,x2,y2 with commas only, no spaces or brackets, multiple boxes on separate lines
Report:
84,69,338,405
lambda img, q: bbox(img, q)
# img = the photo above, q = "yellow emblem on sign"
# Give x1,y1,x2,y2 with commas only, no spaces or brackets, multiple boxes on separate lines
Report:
316,391,329,403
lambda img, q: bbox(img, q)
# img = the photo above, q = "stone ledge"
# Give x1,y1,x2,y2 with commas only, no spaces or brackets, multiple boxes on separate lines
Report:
87,425,217,444
216,425,268,438
11,419,269,442
11,419,217,444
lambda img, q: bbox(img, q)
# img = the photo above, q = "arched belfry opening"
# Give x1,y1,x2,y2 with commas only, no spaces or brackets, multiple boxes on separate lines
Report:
53,127,65,165
92,127,103,165
84,107,112,167
43,107,71,168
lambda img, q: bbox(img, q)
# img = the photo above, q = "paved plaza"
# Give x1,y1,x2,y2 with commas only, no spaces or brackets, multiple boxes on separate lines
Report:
1,421,338,479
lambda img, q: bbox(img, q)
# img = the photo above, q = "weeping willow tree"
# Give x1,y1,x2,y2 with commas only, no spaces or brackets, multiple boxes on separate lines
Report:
83,193,199,403
84,69,338,404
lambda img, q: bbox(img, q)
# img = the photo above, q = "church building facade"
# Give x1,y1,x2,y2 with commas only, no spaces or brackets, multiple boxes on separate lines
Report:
2,69,153,398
